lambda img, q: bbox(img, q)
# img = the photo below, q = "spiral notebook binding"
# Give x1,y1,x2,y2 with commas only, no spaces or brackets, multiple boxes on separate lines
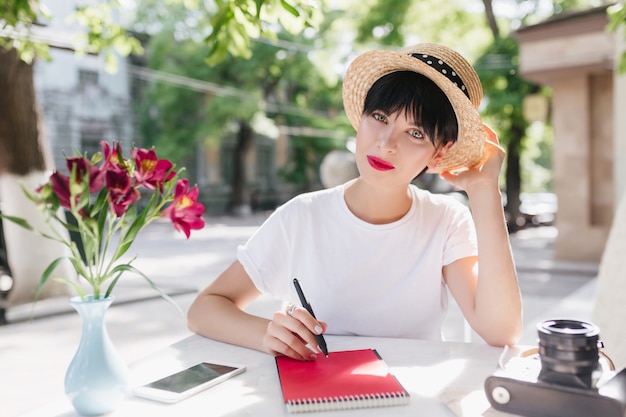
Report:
276,349,410,413
286,391,410,413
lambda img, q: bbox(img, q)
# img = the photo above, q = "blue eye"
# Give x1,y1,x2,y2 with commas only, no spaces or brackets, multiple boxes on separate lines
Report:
373,113,387,123
410,129,424,139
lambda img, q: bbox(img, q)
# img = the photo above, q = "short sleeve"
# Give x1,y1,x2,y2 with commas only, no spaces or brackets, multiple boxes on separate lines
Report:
442,201,477,266
236,202,297,300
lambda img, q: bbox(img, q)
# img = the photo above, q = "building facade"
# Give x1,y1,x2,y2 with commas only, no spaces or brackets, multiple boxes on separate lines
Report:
516,5,626,261
34,0,135,171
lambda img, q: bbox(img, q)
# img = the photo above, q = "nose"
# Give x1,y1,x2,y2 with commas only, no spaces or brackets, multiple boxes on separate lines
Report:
377,128,397,153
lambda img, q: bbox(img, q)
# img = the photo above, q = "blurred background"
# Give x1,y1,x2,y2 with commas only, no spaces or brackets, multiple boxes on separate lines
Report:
1,0,625,306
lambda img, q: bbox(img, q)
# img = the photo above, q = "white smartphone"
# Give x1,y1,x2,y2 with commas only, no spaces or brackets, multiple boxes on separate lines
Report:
133,361,246,403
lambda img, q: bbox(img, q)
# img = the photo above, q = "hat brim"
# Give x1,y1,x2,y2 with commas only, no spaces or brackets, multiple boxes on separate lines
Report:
342,49,486,173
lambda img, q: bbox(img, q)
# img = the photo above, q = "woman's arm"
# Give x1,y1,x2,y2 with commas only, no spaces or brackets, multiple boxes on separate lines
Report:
440,125,523,346
187,260,326,360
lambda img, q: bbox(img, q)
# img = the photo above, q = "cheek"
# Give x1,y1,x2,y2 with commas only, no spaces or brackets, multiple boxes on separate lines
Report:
354,121,375,150
402,147,438,172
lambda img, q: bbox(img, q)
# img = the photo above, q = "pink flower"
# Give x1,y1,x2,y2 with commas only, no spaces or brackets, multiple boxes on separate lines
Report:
106,168,140,217
163,179,205,238
101,140,125,171
49,171,72,209
66,157,104,193
7,139,206,302
131,147,175,191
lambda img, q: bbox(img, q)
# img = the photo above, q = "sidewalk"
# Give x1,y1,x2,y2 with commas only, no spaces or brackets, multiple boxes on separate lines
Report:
0,217,599,417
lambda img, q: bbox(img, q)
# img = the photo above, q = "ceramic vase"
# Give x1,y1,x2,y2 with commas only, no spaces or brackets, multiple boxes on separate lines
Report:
65,295,129,416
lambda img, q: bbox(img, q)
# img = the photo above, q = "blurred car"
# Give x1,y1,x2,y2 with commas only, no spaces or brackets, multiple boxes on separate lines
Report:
518,192,557,226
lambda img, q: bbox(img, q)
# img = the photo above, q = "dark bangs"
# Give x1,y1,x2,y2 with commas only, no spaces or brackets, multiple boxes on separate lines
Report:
363,71,458,147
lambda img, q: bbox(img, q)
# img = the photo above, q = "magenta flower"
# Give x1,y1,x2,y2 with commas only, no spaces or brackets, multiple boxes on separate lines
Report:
163,179,205,238
49,171,72,209
7,140,205,301
101,140,125,171
131,148,175,190
106,168,140,217
66,157,104,193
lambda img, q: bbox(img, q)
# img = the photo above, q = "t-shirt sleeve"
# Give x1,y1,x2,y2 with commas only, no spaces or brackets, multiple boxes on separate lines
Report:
236,202,296,300
442,200,478,266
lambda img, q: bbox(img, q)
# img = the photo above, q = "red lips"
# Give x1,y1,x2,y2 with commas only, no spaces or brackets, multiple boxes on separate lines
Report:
367,155,395,171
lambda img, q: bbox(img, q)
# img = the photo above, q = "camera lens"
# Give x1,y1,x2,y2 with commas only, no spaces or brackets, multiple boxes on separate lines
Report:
537,319,601,389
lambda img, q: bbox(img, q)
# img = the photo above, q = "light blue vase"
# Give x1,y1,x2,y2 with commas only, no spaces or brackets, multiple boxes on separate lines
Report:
65,295,129,416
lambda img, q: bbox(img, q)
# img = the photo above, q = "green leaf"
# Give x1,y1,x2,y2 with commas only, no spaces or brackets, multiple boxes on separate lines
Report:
606,3,625,32
0,213,34,231
109,264,183,315
54,278,87,300
21,184,43,203
110,205,149,262
34,258,67,302
205,43,229,67
104,272,122,298
105,51,118,73
280,0,301,18
254,0,265,19
67,256,90,282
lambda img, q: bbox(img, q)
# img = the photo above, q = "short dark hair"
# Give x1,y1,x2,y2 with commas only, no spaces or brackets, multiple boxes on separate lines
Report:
362,71,458,148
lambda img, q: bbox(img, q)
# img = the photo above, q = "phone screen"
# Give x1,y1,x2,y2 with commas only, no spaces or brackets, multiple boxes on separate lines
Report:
146,362,239,393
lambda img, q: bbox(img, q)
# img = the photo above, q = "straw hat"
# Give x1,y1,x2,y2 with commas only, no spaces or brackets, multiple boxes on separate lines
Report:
342,43,487,173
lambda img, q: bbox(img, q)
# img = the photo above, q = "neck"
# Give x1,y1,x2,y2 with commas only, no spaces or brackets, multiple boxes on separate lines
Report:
343,178,413,224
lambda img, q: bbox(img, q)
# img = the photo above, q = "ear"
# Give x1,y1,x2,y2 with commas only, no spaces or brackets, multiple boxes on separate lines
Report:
427,142,454,170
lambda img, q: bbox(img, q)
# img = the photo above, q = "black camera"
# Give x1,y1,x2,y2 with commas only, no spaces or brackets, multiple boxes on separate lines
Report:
485,319,626,417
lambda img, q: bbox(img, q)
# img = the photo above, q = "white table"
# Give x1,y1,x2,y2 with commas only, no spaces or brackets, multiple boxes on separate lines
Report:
19,334,521,416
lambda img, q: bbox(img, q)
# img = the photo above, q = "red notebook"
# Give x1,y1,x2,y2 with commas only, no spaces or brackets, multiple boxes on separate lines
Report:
275,348,410,413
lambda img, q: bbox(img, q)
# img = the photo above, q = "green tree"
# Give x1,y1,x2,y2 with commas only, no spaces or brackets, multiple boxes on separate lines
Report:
0,0,323,303
474,35,539,230
133,2,346,213
355,0,412,46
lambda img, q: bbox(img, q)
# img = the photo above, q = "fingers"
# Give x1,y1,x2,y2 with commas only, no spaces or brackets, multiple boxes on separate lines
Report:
263,308,326,361
287,305,326,337
483,123,499,145
439,126,505,191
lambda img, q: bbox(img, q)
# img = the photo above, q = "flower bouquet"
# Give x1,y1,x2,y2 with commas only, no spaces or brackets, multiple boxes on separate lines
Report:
1,141,206,415
1,140,205,303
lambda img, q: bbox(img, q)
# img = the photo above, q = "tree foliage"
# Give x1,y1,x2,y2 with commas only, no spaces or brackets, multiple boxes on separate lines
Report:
133,1,347,191
1,0,324,68
475,37,536,153
355,0,412,46
607,2,626,74
1,0,142,70
202,0,323,66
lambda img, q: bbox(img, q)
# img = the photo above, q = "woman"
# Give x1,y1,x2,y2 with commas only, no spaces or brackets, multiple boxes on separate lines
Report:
188,43,523,360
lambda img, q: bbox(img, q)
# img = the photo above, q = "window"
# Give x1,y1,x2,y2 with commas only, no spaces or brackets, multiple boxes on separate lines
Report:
79,70,98,87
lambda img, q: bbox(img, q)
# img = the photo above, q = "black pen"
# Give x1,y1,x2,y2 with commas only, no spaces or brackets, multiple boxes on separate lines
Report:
293,278,329,357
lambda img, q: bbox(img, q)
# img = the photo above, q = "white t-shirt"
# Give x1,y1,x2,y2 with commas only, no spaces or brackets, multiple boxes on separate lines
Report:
237,182,477,340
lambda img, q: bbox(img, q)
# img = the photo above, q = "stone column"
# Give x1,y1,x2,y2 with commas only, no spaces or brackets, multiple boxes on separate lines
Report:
552,72,612,261
551,75,591,259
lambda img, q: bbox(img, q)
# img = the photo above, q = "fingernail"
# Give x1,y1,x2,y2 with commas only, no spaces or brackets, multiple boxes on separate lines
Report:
308,353,317,360
314,325,323,334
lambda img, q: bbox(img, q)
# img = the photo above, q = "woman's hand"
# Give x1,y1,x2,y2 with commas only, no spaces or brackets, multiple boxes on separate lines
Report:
439,124,505,195
263,305,328,361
